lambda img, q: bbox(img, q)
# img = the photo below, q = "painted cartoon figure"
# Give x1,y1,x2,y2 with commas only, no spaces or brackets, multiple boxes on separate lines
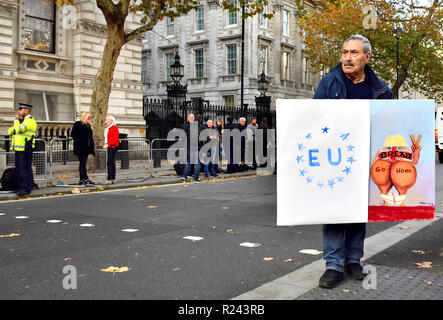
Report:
370,134,421,206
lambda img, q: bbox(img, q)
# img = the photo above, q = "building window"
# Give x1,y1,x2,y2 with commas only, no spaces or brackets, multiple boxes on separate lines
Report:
195,5,204,31
24,0,56,53
223,95,235,108
165,52,175,81
259,45,267,75
259,5,267,28
141,51,148,84
166,17,174,36
226,44,237,75
282,52,289,80
282,9,289,36
15,89,74,121
227,0,238,26
302,57,310,85
194,49,204,78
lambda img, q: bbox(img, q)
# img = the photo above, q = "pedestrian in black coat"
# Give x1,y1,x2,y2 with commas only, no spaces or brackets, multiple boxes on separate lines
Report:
224,117,238,174
71,112,95,185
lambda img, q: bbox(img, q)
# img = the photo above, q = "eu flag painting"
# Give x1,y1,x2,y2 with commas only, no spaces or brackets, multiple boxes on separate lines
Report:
277,99,435,226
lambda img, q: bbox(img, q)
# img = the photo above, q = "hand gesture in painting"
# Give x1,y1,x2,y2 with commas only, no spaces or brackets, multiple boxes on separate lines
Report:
410,134,421,164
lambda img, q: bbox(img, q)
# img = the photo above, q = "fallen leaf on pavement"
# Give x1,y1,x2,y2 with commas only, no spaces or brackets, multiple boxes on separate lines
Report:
398,225,410,230
100,266,131,275
423,281,433,286
412,250,425,255
415,261,432,269
147,205,157,209
263,257,274,261
226,229,234,233
0,233,20,238
222,207,229,210
64,258,71,261
71,188,80,194
284,258,293,263
342,289,350,293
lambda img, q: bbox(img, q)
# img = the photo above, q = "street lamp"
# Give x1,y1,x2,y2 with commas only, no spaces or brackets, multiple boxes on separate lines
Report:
257,72,270,97
255,71,271,125
394,27,402,99
166,51,187,126
170,52,184,83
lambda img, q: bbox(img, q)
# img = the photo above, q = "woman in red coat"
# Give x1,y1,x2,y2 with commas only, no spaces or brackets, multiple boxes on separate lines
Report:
103,115,119,184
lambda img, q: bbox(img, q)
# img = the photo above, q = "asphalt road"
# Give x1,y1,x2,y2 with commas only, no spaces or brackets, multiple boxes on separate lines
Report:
0,174,400,300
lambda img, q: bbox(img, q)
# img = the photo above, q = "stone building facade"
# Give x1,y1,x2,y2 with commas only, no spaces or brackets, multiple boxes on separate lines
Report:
0,0,145,139
143,0,319,110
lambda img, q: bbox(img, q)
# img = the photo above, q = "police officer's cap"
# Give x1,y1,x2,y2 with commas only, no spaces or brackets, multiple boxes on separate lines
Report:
18,103,33,110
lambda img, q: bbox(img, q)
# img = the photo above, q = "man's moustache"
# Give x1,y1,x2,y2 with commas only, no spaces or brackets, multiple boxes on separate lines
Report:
344,61,354,66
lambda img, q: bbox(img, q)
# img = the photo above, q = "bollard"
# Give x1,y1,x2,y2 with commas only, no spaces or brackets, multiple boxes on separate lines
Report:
118,133,129,169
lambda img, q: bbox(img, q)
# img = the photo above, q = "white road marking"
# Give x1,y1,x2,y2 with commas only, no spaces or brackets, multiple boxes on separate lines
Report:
122,229,139,232
299,249,322,255
15,216,29,219
183,236,204,242
46,220,62,224
79,223,95,227
239,242,261,248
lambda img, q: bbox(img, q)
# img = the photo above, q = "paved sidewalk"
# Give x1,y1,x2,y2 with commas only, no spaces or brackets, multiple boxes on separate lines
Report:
296,217,442,300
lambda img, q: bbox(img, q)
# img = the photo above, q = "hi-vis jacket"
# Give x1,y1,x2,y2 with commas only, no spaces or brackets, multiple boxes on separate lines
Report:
7,115,37,151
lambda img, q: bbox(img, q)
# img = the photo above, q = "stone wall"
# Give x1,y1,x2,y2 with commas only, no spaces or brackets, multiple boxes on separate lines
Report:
0,0,146,138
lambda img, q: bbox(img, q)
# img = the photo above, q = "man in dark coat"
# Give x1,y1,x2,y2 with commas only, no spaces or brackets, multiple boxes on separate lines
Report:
313,35,393,289
71,112,95,185
224,117,238,174
238,117,248,171
181,113,202,183
257,117,269,166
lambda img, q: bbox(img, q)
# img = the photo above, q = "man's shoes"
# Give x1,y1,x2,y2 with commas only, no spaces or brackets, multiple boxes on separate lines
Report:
16,190,30,196
319,269,344,288
205,174,209,177
111,180,116,184
180,177,186,181
103,180,112,185
194,180,200,184
344,263,367,280
211,173,218,177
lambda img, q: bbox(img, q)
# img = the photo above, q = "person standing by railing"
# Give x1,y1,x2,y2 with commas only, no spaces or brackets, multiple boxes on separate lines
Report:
203,119,218,178
102,115,119,185
71,112,95,186
7,103,37,196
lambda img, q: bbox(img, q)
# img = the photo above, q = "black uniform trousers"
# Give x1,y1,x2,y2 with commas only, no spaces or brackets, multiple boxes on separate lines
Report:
15,144,34,193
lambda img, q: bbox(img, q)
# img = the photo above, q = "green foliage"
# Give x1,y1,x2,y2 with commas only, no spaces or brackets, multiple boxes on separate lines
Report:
295,0,443,103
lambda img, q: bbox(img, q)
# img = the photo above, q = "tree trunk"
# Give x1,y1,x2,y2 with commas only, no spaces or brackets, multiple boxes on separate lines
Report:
90,23,125,140
88,21,125,173
391,70,408,99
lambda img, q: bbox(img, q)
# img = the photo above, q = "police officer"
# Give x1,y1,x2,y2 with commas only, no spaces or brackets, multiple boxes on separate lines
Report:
8,103,37,196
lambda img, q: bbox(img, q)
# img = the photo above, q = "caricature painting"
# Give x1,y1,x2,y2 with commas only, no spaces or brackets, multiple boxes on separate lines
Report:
369,100,435,222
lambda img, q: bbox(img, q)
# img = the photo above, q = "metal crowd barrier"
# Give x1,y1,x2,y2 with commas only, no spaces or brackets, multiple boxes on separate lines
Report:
149,138,186,178
49,137,151,186
115,137,151,183
0,137,48,193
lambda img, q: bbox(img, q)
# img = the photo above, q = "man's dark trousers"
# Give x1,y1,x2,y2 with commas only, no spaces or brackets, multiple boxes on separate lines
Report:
15,144,33,193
